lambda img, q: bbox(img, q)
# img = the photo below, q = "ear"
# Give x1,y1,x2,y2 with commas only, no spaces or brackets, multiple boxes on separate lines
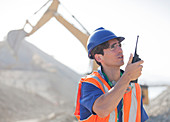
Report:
94,54,103,63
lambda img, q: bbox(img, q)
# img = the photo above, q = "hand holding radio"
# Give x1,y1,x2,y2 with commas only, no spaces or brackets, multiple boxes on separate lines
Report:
124,36,143,83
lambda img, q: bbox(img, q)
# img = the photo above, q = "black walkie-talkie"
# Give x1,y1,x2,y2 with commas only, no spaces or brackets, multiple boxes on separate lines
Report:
131,35,141,83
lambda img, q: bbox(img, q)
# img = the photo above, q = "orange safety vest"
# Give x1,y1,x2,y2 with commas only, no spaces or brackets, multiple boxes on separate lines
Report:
74,71,142,122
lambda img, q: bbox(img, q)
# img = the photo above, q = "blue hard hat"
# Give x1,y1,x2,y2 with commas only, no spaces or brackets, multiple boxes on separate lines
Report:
87,27,125,59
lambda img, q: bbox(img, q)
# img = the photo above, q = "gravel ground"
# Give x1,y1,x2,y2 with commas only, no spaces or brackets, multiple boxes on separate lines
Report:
0,82,78,122
145,86,170,122
0,82,57,122
1,83,169,122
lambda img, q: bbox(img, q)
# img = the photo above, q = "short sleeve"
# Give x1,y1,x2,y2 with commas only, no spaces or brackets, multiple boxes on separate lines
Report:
80,82,103,114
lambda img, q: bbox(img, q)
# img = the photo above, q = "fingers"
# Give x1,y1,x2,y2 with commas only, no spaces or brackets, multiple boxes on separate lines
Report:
134,60,144,72
127,53,144,65
127,53,133,65
134,60,144,65
137,64,143,72
124,54,144,81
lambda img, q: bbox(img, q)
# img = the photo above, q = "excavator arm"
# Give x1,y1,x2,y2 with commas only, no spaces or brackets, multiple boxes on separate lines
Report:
25,0,98,71
54,13,88,49
26,0,60,36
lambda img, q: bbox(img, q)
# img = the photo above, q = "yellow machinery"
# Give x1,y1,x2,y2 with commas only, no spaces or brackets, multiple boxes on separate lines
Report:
141,85,149,105
24,0,99,71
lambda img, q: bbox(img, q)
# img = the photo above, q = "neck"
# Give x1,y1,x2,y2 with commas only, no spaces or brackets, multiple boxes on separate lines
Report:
102,66,120,82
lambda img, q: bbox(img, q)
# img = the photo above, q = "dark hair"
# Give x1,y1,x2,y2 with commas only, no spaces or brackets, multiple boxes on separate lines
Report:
91,41,109,66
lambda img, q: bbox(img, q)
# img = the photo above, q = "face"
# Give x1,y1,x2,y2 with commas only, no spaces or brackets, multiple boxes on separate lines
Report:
96,39,124,68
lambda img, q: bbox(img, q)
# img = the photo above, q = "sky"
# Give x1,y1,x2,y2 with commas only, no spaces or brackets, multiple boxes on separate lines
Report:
0,0,170,86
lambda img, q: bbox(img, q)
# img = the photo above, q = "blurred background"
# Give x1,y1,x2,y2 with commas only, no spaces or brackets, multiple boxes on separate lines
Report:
0,0,169,121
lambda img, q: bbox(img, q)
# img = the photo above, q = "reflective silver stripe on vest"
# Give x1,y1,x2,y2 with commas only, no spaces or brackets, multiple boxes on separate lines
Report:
87,75,115,122
128,83,137,122
122,83,138,122
109,111,116,122
86,75,109,93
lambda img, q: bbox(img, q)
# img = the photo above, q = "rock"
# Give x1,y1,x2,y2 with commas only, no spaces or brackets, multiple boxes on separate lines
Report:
0,29,81,121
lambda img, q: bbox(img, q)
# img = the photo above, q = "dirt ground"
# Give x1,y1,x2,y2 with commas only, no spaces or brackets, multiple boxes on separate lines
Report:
144,86,170,122
0,81,169,122
0,82,77,122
